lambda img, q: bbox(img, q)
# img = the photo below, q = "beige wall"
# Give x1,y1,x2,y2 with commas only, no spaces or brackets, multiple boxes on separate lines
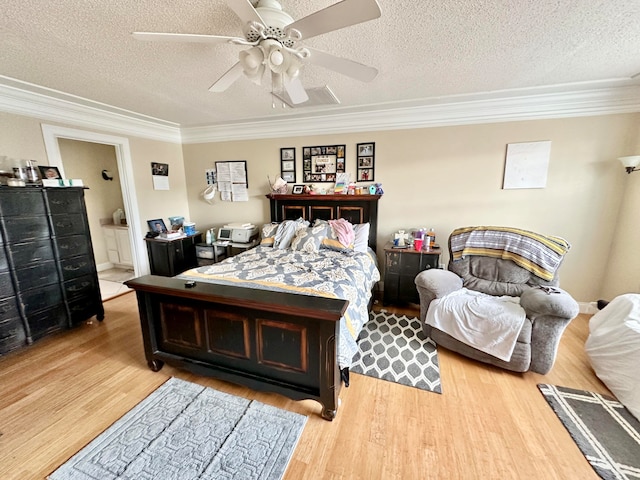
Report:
601,122,640,299
182,114,640,303
58,139,123,267
3,110,639,302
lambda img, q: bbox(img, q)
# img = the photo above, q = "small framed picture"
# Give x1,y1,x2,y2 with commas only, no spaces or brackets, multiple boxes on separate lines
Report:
38,165,61,180
282,171,295,183
280,147,296,183
292,184,305,194
356,142,375,182
282,160,295,171
147,218,167,233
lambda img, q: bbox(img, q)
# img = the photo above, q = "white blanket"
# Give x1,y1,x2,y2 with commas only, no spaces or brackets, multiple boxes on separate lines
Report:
425,288,526,362
586,293,640,421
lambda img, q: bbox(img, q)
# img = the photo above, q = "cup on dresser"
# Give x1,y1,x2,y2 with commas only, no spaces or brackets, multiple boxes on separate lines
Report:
414,238,423,251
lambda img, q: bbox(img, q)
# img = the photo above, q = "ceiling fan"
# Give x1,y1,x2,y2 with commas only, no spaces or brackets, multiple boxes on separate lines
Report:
132,0,381,105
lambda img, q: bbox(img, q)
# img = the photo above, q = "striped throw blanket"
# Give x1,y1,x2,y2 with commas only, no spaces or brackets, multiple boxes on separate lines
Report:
450,226,571,281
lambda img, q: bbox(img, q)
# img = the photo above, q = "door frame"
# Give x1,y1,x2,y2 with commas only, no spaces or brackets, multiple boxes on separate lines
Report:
41,124,149,276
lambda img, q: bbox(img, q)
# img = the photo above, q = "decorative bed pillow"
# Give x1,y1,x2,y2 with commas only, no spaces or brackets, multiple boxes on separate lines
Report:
273,218,309,249
353,223,370,253
315,219,354,252
291,223,328,253
260,222,279,246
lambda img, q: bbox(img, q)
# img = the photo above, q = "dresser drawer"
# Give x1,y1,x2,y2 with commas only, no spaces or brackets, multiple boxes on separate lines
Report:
56,235,89,259
3,216,50,242
16,261,60,291
10,239,55,266
0,190,46,216
0,296,19,319
68,297,100,325
50,214,87,237
28,305,68,340
61,256,93,281
0,247,7,271
64,274,98,300
21,283,63,316
0,271,15,300
0,315,27,355
46,189,84,215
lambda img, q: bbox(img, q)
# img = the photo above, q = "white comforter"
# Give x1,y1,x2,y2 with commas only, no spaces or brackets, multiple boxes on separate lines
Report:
586,293,640,421
425,288,526,362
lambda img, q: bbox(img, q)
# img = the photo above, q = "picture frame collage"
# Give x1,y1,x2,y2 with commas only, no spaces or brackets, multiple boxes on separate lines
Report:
277,142,376,189
303,144,345,183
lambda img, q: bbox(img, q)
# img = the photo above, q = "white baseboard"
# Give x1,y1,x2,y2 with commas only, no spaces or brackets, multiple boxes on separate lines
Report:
96,262,115,272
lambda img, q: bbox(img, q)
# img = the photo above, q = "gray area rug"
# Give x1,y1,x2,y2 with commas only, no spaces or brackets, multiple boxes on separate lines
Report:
49,377,307,480
538,384,640,480
350,311,442,393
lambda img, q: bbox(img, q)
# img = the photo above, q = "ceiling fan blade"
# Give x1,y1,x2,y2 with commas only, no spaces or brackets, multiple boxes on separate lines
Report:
209,62,244,92
132,32,241,44
284,77,309,105
285,0,381,40
305,47,378,82
226,0,265,26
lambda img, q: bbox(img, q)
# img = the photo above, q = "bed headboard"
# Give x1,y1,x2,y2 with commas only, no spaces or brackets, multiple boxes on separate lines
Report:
267,193,382,252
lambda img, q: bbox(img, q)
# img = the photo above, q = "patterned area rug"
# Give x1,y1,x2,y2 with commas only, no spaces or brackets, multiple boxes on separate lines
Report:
350,311,442,393
538,384,640,480
48,377,306,480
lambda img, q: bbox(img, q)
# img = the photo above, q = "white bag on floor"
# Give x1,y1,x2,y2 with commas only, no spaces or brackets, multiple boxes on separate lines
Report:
586,293,640,421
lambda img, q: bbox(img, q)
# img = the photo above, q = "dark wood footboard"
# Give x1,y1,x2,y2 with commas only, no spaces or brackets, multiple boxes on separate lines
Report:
125,275,349,420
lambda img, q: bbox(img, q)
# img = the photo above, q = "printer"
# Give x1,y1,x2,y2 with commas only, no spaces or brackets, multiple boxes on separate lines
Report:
217,223,258,244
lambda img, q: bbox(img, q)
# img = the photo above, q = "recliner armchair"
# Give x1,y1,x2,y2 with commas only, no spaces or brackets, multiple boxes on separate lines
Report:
415,226,579,374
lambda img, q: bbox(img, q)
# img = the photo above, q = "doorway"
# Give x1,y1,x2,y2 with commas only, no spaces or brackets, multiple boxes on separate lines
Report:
41,124,149,283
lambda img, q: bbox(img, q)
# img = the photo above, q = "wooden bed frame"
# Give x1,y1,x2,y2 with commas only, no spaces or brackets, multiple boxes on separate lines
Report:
125,194,381,420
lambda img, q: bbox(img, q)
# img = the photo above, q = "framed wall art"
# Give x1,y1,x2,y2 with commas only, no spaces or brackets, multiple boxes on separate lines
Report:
356,142,375,182
280,147,296,183
302,144,345,183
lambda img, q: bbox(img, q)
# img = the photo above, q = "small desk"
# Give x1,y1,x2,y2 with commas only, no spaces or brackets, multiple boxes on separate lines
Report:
383,242,441,305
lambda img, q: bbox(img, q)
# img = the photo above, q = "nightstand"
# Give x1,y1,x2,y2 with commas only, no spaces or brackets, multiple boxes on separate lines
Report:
144,233,202,276
383,242,441,305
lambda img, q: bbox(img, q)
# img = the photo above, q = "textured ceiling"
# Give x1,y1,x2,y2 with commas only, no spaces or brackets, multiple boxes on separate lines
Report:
2,0,640,128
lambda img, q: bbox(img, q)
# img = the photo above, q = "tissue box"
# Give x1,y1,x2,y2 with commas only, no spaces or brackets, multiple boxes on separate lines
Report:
42,179,84,187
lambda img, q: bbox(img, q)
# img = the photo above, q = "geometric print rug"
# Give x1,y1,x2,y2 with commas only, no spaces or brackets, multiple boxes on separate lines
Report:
350,311,442,394
48,377,307,480
537,384,640,480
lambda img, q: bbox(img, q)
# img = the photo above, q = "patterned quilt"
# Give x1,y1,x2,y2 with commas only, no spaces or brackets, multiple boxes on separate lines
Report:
178,245,380,369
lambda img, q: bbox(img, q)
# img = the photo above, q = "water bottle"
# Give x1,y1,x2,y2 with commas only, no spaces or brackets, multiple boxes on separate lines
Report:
206,229,212,245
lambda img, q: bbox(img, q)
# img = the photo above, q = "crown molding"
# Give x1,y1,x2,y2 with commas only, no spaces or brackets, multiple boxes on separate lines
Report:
181,85,640,143
0,81,182,144
1,77,639,145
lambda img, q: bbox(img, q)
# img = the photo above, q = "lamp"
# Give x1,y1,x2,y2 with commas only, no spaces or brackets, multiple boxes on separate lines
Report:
619,155,640,174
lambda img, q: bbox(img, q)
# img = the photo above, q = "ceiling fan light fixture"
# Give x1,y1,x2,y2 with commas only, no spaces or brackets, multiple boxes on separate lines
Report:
239,47,264,72
270,50,284,66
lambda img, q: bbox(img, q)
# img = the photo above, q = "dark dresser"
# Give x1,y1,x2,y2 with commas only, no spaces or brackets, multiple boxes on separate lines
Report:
0,186,104,356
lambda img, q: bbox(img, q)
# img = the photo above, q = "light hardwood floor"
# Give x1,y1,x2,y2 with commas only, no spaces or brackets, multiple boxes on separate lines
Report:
0,292,608,479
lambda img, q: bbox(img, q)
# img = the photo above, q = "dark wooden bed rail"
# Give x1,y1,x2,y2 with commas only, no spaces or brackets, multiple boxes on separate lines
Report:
126,275,349,420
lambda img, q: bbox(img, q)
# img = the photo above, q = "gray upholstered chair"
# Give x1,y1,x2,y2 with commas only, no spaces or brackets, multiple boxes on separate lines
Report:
414,227,579,374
